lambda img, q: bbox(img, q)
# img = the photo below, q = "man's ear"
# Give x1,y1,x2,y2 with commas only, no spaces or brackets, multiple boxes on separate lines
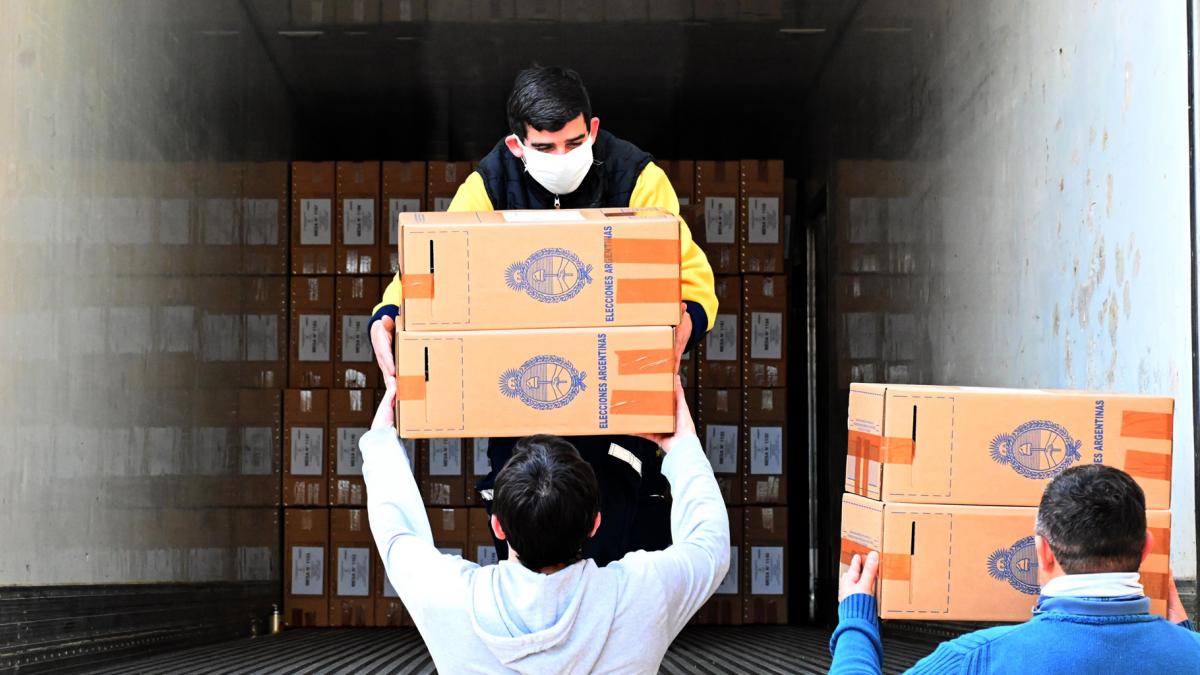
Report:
490,513,507,541
588,116,600,142
589,512,602,538
1035,535,1058,576
505,134,523,159
1141,529,1155,565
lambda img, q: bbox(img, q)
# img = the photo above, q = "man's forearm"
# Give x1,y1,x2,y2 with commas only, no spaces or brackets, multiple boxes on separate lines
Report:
661,435,730,561
360,428,434,553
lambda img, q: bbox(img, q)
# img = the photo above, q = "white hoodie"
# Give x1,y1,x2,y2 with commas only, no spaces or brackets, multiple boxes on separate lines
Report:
360,429,730,674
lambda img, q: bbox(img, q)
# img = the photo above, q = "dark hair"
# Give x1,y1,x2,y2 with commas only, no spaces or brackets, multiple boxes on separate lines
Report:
492,434,599,571
506,65,592,140
1035,464,1147,573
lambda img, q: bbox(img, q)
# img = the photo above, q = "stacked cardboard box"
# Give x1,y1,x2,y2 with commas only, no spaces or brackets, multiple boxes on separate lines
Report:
840,384,1174,620
336,161,381,275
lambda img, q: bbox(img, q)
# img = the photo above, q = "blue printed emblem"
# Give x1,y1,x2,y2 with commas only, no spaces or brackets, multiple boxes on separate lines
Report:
499,355,587,410
987,535,1039,595
505,248,593,303
989,420,1082,480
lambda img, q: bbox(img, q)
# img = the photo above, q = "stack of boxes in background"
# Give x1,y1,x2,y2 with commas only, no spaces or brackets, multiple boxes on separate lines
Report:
664,160,790,625
840,384,1174,620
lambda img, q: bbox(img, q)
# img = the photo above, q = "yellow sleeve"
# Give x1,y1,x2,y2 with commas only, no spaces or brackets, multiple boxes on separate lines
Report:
630,162,717,331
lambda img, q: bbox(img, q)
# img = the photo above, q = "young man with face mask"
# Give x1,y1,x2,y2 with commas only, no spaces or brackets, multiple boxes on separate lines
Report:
368,65,718,566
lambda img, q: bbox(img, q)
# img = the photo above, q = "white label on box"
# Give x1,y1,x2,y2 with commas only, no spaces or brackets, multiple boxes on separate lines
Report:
337,427,367,475
473,438,491,476
243,198,279,245
202,198,237,245
290,427,323,476
501,210,586,223
159,306,195,354
706,314,739,361
747,197,780,244
238,546,272,581
438,547,464,557
750,312,783,360
241,426,273,475
300,198,332,245
433,197,452,212
108,307,152,355
751,426,783,475
337,547,371,597
299,314,331,362
343,198,375,245
383,574,399,598
477,545,499,566
704,197,736,244
388,198,420,245
752,546,784,595
159,199,191,244
201,313,241,362
245,314,279,361
340,315,372,363
429,438,463,476
291,546,324,595
716,545,739,595
705,425,739,473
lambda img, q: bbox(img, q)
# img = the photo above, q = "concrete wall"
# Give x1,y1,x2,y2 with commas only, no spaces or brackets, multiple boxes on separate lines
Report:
0,1,291,584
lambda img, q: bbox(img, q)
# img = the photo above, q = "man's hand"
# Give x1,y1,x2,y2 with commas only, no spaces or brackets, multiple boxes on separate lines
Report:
636,375,695,453
1168,570,1189,624
371,315,397,388
674,303,692,373
372,378,397,431
839,551,880,603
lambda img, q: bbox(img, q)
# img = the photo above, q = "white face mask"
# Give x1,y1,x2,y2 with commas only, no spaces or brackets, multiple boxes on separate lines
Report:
517,135,594,196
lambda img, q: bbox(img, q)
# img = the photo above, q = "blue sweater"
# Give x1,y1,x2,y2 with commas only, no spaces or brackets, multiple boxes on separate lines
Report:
830,593,1200,674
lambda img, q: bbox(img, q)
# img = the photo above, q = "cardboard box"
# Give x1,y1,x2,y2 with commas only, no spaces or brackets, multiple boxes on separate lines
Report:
237,389,283,507
335,0,381,24
739,160,785,273
744,388,786,505
290,276,335,389
846,384,1174,508
743,506,787,624
242,161,289,275
742,275,786,388
195,276,288,390
291,162,336,274
395,326,675,438
693,507,743,624
335,276,381,389
422,438,466,506
840,493,1172,620
426,161,473,212
467,507,500,566
194,162,242,276
285,389,328,506
329,389,374,506
284,508,330,627
466,438,492,506
382,161,427,273
698,388,743,504
336,161,381,275
679,348,697,391
698,276,742,387
382,0,426,22
329,508,375,626
396,208,681,331
693,161,741,274
658,160,695,206
428,507,470,558
374,547,409,627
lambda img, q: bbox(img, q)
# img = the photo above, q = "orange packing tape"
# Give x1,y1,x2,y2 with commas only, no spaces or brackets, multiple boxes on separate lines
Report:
402,274,434,299
608,238,678,265
1121,410,1173,440
840,538,875,564
881,553,912,582
395,375,427,401
846,430,883,463
1123,450,1173,482
616,278,678,304
1140,571,1169,600
610,389,673,417
1149,527,1170,555
615,349,675,375
883,437,915,465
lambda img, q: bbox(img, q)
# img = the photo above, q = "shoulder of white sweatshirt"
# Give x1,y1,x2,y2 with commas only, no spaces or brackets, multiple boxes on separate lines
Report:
359,428,730,675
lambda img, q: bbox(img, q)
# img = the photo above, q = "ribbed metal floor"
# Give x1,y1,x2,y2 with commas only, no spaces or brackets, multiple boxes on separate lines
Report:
77,625,940,674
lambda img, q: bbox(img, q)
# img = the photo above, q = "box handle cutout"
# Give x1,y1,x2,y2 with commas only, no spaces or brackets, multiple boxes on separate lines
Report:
909,520,917,603
911,405,918,456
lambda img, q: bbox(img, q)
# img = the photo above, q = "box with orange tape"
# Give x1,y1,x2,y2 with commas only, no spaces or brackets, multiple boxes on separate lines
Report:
846,384,1173,509
394,326,675,438
395,208,681,331
840,493,1171,620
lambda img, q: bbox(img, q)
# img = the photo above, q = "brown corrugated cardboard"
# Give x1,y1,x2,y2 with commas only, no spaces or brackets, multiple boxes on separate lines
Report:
421,438,466,506
335,0,381,24
194,162,242,276
195,276,287,390
157,162,196,276
698,388,743,504
743,506,787,624
739,159,785,273
334,276,381,389
428,507,470,558
840,493,1172,620
381,0,426,22
658,160,695,206
693,507,743,625
693,161,741,274
397,208,681,331
382,161,427,273
427,161,473,211
329,389,374,506
290,276,335,389
284,389,328,506
846,384,1174,508
237,388,282,506
291,162,336,274
464,438,491,506
242,161,288,274
467,507,500,566
284,508,330,627
743,388,786,505
336,161,381,274
679,348,697,391
742,275,786,388
698,276,742,387
329,508,375,626
374,546,409,627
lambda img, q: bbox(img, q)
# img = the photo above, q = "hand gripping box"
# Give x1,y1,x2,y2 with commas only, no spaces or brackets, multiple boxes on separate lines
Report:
840,493,1172,620
396,208,681,331
395,326,675,438
845,384,1174,508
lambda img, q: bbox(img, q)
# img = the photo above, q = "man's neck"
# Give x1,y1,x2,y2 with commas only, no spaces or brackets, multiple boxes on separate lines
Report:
506,551,570,575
